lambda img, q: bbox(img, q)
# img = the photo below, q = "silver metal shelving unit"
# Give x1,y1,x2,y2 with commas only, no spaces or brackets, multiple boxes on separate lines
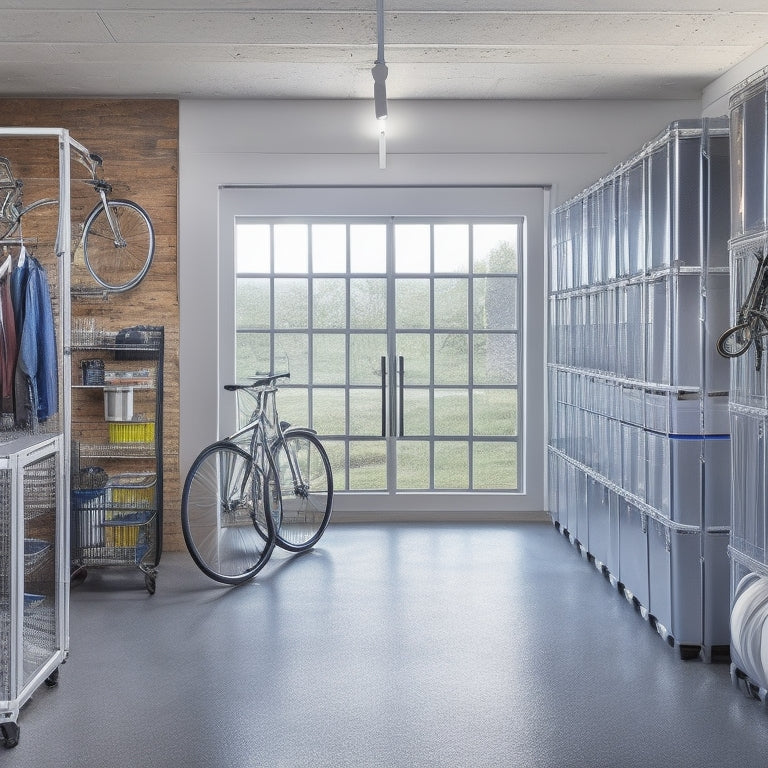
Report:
725,67,768,702
548,118,732,661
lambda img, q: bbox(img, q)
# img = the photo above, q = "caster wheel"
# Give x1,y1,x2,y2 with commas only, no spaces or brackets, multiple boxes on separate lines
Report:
1,722,20,748
45,668,59,687
145,573,156,595
679,644,701,661
70,565,87,588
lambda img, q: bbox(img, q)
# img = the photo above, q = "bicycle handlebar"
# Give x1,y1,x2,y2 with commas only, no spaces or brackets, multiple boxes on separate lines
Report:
224,372,290,391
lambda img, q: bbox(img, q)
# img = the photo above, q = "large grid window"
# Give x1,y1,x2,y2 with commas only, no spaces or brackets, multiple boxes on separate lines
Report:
234,217,521,494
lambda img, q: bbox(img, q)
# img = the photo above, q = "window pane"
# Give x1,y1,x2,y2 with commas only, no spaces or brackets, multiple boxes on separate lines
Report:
395,224,430,273
397,333,430,385
434,224,469,273
351,224,386,273
312,388,346,435
473,333,517,385
321,439,347,491
312,224,347,273
313,334,346,384
402,388,429,436
434,278,468,329
397,441,430,489
274,278,307,329
349,440,387,490
236,332,270,380
473,441,517,490
236,277,270,329
434,333,468,385
274,223,308,273
434,389,469,436
396,278,430,329
473,224,518,273
474,276,517,330
313,278,347,329
350,278,386,329
236,222,270,273
350,333,386,385
349,389,382,436
278,387,309,428
473,389,517,436
434,441,468,489
273,333,308,383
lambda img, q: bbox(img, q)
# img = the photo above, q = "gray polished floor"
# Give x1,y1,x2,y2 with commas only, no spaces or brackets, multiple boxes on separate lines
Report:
9,522,768,767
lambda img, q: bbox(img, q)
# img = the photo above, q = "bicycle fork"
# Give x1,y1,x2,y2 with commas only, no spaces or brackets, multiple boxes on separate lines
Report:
95,183,127,248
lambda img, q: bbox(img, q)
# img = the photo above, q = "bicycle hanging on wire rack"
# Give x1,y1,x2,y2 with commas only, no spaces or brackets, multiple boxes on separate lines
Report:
0,150,154,292
181,372,334,585
717,247,768,371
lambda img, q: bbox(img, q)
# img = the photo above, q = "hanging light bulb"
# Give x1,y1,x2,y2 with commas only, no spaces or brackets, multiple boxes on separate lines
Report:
372,0,387,168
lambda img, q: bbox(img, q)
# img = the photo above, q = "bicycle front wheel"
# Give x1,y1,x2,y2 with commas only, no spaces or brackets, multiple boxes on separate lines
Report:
717,322,753,358
182,442,275,584
269,429,333,552
83,198,154,292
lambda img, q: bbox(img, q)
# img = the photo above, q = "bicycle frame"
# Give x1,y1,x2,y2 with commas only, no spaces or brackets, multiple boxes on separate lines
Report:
0,150,123,245
223,374,307,504
737,249,768,328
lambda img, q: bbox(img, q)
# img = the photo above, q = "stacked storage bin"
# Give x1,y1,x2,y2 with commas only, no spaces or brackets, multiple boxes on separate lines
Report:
727,69,768,697
548,118,732,661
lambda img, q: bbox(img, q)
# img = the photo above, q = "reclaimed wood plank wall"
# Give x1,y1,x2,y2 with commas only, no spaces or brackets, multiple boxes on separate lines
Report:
0,99,183,552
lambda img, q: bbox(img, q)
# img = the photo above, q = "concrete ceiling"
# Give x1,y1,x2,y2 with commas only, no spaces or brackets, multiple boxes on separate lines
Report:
0,1,766,100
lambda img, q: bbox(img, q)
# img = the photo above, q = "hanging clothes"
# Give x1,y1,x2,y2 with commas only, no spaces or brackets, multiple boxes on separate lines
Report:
11,247,31,424
0,252,17,415
16,253,57,425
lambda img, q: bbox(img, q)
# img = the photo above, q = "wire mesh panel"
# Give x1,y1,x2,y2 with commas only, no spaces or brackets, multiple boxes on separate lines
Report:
0,469,12,701
22,453,57,687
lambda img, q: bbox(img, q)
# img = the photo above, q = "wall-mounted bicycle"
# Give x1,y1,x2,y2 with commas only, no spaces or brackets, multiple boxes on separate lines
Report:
0,150,154,292
717,248,768,371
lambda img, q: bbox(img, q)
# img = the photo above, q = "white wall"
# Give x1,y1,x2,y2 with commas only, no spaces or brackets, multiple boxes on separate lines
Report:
179,97,701,516
703,44,768,117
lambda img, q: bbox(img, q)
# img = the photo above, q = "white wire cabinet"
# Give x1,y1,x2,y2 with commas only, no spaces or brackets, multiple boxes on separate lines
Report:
0,127,82,747
0,434,66,748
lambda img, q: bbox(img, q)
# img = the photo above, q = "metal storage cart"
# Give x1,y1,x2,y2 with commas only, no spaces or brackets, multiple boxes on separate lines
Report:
70,326,163,593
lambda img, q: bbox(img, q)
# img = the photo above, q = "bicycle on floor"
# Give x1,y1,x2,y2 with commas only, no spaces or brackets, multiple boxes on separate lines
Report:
0,150,154,292
181,372,333,584
717,248,768,371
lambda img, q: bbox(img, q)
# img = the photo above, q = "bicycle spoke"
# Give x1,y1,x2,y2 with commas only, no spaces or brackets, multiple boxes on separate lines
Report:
269,430,333,552
182,442,275,584
83,199,154,291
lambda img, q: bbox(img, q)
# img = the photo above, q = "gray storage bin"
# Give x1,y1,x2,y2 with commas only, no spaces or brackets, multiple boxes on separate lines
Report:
643,390,701,435
599,180,617,282
647,519,702,647
621,422,646,502
645,271,701,388
618,282,644,379
618,500,650,608
618,160,646,277
729,406,767,563
621,384,644,426
586,477,609,568
703,530,731,651
730,77,768,237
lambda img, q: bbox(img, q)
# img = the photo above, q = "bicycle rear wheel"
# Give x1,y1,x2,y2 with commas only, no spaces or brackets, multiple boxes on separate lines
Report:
182,441,275,584
83,198,154,292
269,429,333,552
717,322,753,358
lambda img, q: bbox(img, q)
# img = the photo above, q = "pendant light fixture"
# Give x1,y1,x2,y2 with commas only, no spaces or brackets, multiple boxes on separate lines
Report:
372,0,388,169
